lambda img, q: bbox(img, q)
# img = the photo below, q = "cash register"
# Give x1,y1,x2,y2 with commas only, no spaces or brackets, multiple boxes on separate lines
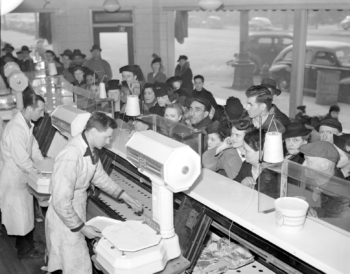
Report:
91,130,201,274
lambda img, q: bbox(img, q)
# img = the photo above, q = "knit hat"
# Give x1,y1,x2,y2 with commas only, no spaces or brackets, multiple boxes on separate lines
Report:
225,96,244,120
314,119,342,133
329,105,340,113
299,141,340,163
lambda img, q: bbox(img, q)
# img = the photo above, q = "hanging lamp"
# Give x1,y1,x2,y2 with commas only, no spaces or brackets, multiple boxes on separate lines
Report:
198,0,223,10
103,0,121,12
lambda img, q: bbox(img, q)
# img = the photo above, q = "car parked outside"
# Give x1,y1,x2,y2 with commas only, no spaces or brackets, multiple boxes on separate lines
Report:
227,32,293,75
248,17,273,31
201,16,224,29
339,16,350,30
269,41,350,96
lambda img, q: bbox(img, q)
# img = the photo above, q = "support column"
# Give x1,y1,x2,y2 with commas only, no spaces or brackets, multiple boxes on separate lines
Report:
289,10,308,118
232,10,254,90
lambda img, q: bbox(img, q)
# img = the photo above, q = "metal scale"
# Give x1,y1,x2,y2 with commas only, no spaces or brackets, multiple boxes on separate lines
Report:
91,130,201,274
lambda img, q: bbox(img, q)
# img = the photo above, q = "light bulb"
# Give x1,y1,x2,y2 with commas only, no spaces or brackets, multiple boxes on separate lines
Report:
103,0,121,12
1,0,24,15
198,0,223,10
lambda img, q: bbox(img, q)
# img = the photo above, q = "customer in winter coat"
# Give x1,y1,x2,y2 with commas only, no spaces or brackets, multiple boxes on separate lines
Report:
203,119,254,179
147,55,167,84
175,55,193,90
84,45,112,82
192,75,217,110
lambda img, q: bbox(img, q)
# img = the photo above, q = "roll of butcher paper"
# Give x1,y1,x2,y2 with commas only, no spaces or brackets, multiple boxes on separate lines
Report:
126,95,140,117
263,131,284,163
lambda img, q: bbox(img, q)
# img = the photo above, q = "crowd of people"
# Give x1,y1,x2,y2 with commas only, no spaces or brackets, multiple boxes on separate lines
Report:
0,41,350,272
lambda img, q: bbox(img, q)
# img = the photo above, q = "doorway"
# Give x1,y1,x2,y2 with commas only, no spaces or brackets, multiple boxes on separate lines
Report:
93,26,134,79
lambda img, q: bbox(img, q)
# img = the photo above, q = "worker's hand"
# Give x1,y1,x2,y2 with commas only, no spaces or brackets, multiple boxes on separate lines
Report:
121,192,143,213
241,177,256,189
80,225,102,239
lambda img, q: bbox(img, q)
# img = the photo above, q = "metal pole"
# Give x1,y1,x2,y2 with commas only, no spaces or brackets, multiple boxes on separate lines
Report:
289,10,308,118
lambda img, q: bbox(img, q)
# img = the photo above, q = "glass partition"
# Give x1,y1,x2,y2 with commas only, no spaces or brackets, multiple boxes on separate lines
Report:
28,74,114,118
258,160,350,234
107,114,204,156
29,74,74,112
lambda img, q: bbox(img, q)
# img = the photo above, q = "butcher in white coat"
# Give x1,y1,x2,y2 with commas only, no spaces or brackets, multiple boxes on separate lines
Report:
45,111,143,274
0,90,45,259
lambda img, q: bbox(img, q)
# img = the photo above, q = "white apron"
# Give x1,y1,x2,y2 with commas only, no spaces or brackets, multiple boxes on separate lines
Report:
46,190,92,274
45,134,123,274
0,113,43,235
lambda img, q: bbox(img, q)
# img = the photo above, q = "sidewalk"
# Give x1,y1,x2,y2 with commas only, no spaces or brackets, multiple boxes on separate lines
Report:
205,79,350,133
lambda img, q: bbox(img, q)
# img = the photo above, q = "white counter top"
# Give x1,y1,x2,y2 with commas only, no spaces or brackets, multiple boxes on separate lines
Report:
185,168,350,274
105,132,350,274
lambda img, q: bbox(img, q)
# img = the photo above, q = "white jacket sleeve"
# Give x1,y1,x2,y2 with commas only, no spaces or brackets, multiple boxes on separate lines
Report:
8,126,34,173
31,136,44,162
92,160,124,198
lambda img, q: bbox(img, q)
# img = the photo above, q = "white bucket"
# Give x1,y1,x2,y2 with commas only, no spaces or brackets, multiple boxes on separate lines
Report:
275,197,309,233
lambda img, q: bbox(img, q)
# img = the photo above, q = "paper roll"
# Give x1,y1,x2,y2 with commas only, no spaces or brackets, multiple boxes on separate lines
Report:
8,71,28,92
4,62,20,77
99,82,107,99
126,95,140,116
48,63,57,76
263,132,284,163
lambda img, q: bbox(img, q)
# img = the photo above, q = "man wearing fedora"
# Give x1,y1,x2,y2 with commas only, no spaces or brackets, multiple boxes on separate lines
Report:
84,45,112,82
69,49,87,72
175,55,193,90
18,46,34,72
60,49,75,83
1,43,18,65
